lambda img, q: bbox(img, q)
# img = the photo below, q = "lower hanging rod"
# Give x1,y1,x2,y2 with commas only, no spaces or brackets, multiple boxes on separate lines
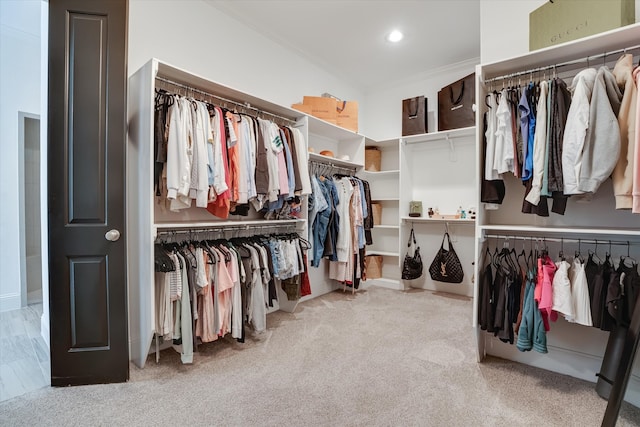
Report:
483,234,635,247
156,222,298,237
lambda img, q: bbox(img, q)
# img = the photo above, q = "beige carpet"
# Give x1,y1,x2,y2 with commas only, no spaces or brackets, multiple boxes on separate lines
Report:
1,286,639,426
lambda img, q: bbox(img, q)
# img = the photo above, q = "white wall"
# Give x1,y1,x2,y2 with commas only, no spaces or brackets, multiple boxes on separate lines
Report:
128,0,365,124
362,59,478,141
0,0,42,312
480,0,640,64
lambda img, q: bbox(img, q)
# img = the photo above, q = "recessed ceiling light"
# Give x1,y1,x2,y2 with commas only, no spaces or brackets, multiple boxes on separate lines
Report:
387,30,403,43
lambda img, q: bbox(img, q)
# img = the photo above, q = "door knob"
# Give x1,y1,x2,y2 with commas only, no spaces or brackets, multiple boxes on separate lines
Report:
105,229,121,242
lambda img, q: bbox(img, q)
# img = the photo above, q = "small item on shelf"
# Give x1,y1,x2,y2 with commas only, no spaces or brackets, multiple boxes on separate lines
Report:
365,147,381,171
339,154,350,161
371,202,382,225
365,255,383,279
431,214,461,220
428,207,434,218
409,201,423,217
468,206,476,220
319,150,334,158
308,147,315,152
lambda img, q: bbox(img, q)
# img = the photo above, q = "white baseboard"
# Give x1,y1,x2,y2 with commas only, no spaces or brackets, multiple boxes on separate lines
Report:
40,313,50,348
0,293,21,312
367,278,404,290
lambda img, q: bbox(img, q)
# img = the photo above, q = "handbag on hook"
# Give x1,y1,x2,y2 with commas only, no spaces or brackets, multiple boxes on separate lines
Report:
428,232,464,283
402,227,423,280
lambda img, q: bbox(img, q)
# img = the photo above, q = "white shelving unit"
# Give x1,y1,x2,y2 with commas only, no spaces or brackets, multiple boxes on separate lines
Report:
401,126,475,145
303,114,368,299
359,137,402,289
399,123,477,297
127,58,366,368
474,23,640,407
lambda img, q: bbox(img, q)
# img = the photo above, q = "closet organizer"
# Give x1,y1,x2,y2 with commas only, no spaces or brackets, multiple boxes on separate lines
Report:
474,24,640,406
128,59,367,367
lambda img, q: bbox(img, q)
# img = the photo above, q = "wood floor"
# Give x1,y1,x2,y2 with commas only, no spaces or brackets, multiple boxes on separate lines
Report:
0,303,49,401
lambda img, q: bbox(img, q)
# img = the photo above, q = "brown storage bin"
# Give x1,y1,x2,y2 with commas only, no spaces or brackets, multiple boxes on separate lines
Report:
365,255,383,279
365,147,381,171
371,202,382,225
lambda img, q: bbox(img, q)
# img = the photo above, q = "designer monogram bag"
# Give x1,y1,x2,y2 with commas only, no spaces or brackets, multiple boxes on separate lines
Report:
402,227,423,280
428,232,464,283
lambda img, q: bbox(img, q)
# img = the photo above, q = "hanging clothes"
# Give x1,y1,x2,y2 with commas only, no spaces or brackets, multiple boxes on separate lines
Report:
612,54,638,209
153,232,310,363
154,89,311,220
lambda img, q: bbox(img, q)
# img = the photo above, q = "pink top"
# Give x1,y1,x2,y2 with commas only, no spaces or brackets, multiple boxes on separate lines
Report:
537,254,557,331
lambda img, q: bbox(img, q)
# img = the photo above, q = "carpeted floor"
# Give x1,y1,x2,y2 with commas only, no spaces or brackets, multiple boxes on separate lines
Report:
1,286,639,426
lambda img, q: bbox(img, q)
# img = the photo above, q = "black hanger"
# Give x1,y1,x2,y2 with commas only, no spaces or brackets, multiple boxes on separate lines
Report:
623,242,638,268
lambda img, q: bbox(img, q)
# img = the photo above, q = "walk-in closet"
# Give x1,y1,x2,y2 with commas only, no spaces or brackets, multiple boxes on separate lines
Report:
3,1,640,425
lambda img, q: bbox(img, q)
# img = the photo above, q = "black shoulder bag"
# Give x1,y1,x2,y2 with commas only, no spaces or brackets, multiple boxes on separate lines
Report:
429,232,464,283
402,227,423,280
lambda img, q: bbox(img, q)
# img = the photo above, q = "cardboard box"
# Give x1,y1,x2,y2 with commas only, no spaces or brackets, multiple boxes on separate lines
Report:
529,0,635,51
294,95,358,132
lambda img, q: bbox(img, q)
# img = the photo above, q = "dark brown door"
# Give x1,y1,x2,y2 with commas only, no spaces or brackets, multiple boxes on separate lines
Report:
48,0,129,386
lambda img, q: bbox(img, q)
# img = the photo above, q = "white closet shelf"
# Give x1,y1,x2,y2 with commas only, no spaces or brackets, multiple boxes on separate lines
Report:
366,137,400,149
402,216,475,224
308,152,363,169
156,61,301,121
373,225,400,230
359,169,400,175
307,115,361,141
479,224,640,237
400,126,475,145
366,250,400,257
481,23,640,79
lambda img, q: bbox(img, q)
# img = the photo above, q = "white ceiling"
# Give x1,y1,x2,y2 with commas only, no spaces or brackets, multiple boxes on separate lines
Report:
206,0,481,92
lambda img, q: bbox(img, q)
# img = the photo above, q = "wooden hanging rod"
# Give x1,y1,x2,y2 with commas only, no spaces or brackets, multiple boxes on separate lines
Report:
483,43,640,84
154,76,298,126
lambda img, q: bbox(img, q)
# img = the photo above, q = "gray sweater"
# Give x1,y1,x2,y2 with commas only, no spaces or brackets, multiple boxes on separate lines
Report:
577,66,622,194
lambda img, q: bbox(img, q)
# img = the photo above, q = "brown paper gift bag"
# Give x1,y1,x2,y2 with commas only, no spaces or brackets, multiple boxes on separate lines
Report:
302,96,337,124
336,100,358,132
291,103,313,115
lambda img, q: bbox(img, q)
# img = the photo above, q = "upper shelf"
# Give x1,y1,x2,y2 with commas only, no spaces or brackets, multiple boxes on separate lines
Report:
155,60,301,122
306,115,363,141
480,23,640,79
400,126,475,145
359,169,400,176
366,137,400,149
308,152,363,169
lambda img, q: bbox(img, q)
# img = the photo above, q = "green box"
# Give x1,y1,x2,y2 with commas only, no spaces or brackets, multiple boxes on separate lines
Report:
529,0,635,51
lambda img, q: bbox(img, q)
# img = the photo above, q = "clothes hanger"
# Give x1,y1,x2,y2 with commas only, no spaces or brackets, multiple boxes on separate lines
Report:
623,242,637,267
